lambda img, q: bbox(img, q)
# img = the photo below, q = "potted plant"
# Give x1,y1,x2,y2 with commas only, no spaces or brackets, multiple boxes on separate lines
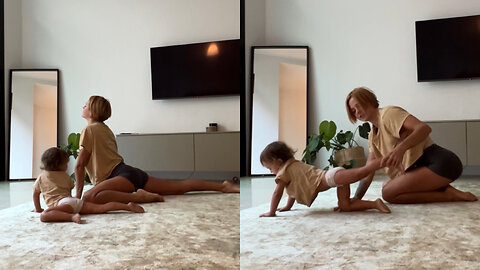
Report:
302,120,371,169
59,132,91,184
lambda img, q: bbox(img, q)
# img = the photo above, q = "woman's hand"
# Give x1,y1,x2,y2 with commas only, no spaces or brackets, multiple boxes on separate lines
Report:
381,147,405,172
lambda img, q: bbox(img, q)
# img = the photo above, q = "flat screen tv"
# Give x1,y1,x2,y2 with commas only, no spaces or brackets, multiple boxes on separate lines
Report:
150,39,241,99
415,15,480,82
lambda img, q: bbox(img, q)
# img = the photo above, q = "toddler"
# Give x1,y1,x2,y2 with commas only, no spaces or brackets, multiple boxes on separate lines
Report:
33,147,145,223
259,141,390,217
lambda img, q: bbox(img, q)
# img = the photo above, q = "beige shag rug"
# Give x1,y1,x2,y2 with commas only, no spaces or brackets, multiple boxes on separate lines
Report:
240,178,480,270
0,193,239,270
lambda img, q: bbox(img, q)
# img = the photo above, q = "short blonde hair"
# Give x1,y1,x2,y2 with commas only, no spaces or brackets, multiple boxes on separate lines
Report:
345,87,379,123
88,95,111,122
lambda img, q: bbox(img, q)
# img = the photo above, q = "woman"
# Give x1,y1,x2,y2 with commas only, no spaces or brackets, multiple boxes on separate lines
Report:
345,87,477,204
74,95,239,204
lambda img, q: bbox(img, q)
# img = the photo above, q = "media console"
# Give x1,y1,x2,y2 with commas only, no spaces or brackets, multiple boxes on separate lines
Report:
116,131,240,180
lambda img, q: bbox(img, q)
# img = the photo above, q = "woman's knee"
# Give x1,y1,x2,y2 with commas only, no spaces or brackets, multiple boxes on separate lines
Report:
82,189,96,202
381,185,397,203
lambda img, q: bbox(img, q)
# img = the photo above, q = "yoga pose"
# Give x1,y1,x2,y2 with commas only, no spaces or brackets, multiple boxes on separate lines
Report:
346,87,477,204
33,147,144,223
258,141,390,217
75,95,239,204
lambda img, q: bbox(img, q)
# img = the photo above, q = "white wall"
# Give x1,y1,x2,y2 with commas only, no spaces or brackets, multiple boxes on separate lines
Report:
250,0,480,167
5,0,240,146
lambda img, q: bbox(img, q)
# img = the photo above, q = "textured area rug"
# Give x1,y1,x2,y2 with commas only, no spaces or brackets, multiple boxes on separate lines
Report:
240,178,480,270
0,193,239,270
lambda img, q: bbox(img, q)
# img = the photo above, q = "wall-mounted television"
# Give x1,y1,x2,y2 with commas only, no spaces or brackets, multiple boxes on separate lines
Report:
415,15,480,82
150,39,241,99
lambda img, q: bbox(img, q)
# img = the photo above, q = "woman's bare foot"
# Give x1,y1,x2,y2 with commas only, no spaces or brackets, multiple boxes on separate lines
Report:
445,185,478,202
127,202,145,213
72,214,83,224
222,181,240,193
375,199,391,213
136,189,165,202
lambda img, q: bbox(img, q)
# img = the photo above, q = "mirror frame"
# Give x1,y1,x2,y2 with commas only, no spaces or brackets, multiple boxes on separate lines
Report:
248,46,309,176
7,68,60,181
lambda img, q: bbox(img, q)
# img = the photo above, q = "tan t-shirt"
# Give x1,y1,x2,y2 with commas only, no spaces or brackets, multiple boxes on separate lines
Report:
80,122,123,185
368,106,434,179
275,158,326,207
33,171,74,208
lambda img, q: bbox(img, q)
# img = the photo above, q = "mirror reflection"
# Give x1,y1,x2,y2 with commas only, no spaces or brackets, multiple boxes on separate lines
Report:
9,69,59,180
250,47,308,175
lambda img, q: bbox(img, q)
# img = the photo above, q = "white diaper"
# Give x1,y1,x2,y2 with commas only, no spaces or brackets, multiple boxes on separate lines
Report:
57,197,84,214
325,167,345,187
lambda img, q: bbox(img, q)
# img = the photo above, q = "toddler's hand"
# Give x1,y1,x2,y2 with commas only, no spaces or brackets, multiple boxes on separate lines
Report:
259,212,276,217
31,208,44,213
277,207,291,212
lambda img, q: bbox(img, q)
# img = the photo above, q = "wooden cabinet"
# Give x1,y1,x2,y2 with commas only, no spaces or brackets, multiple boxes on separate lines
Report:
116,132,239,180
466,121,480,166
428,120,480,168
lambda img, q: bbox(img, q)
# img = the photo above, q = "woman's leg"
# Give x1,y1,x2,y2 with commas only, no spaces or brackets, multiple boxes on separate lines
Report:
80,201,144,214
382,167,477,204
40,204,82,223
83,176,164,204
143,176,240,195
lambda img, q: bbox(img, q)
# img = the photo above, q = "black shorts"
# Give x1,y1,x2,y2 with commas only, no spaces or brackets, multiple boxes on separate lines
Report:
406,144,463,181
108,162,149,190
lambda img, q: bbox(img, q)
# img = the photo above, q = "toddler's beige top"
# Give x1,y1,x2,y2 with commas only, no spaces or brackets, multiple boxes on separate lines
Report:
275,158,326,207
368,106,433,179
33,171,74,208
80,122,123,185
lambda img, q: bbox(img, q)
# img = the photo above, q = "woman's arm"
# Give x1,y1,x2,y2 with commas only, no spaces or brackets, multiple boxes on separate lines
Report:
260,181,286,217
381,115,431,170
74,148,91,199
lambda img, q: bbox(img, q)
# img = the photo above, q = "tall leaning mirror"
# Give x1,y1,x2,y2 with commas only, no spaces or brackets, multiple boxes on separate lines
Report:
249,46,308,175
8,69,59,180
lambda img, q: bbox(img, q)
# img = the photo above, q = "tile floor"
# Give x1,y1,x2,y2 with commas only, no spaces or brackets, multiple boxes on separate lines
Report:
0,180,36,210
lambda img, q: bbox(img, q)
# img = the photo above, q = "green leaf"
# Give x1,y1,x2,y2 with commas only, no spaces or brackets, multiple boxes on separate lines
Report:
68,133,81,151
359,123,371,139
319,120,336,141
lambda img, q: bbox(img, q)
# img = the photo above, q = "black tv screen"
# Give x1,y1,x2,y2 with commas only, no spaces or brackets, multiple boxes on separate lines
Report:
415,15,480,82
150,39,241,99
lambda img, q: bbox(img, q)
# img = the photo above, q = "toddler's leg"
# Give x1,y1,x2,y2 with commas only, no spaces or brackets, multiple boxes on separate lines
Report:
336,185,391,213
328,159,381,187
80,201,145,214
40,204,83,223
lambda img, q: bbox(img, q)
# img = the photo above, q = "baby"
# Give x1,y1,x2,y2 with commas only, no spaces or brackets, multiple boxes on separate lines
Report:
259,141,390,217
33,147,145,223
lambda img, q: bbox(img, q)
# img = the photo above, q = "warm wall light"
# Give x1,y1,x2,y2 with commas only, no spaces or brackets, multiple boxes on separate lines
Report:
207,43,219,56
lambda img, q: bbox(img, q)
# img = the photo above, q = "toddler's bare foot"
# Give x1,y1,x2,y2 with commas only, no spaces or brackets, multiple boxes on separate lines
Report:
136,189,165,202
375,199,391,213
222,181,240,193
128,202,145,213
72,214,82,224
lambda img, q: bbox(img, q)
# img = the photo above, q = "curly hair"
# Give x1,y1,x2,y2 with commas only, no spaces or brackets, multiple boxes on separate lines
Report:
260,141,295,165
41,147,69,171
